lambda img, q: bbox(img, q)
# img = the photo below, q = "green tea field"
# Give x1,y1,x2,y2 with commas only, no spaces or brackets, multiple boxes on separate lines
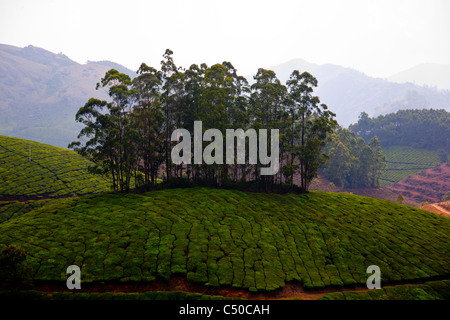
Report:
1,187,449,299
0,135,111,199
379,146,441,187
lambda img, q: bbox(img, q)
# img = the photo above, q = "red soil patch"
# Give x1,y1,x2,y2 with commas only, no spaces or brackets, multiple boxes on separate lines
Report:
311,163,450,208
420,201,450,218
385,162,450,204
309,174,419,207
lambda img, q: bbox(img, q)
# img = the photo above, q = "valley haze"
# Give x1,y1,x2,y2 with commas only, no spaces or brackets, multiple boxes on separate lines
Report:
1,43,449,149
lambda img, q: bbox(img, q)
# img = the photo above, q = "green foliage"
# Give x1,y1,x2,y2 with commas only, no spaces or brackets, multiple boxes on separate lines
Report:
320,280,450,300
0,188,449,292
0,200,47,223
379,146,441,186
70,50,336,193
322,128,386,188
283,70,337,192
0,244,33,288
349,109,450,151
323,141,351,188
69,68,138,192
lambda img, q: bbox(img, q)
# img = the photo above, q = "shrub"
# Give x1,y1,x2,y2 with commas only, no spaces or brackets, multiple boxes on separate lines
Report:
0,245,33,289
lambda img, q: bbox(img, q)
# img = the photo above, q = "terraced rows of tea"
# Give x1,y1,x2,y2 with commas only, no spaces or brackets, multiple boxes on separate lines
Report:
379,146,441,187
0,199,48,223
1,187,449,292
0,135,111,198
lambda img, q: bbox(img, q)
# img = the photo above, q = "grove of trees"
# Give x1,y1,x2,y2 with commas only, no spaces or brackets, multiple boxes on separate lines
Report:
321,127,386,188
69,49,337,193
349,109,450,151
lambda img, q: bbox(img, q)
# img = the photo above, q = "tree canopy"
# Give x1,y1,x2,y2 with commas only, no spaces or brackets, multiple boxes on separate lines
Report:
349,109,450,151
321,127,386,188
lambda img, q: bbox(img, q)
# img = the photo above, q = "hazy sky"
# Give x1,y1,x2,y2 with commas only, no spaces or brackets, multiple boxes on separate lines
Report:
1,0,449,78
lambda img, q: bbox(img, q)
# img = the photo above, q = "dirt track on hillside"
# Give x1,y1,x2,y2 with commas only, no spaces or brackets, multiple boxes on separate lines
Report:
420,201,450,218
7,275,450,300
309,174,420,206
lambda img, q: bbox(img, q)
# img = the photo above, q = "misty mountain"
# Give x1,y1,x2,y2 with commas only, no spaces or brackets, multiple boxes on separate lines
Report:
267,59,450,127
0,44,137,148
388,63,450,91
1,43,449,148
87,59,138,80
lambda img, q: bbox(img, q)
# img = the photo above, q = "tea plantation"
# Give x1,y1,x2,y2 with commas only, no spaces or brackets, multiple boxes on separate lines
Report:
0,135,111,198
0,199,47,223
380,146,441,187
0,187,449,294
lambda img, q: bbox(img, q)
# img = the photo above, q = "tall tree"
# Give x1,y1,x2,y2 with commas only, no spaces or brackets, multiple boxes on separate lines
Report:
368,136,386,187
97,69,137,191
322,128,386,188
323,140,351,188
160,49,185,179
287,71,336,192
132,63,164,185
250,68,286,183
70,49,341,194
69,69,137,191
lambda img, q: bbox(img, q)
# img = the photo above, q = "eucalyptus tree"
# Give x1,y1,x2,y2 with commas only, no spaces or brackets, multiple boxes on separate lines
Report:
368,136,386,187
160,49,185,179
196,63,239,183
222,61,250,182
132,63,164,185
286,71,336,192
322,128,386,188
322,140,351,188
250,68,287,183
70,49,339,194
69,69,137,191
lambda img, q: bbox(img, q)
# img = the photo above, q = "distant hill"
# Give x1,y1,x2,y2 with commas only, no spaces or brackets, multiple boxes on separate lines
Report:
309,173,419,207
267,59,450,127
0,44,137,148
2,43,450,147
388,63,450,92
0,135,111,200
86,59,138,80
348,109,450,151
